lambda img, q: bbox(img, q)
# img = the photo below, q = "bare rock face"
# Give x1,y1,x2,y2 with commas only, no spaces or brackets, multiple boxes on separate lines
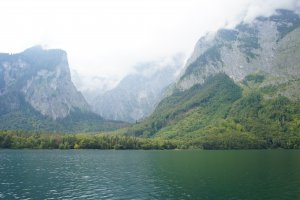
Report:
0,46,90,120
177,9,300,92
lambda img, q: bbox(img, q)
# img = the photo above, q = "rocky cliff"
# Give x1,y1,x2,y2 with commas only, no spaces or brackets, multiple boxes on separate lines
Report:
177,9,300,97
0,46,127,132
0,46,90,119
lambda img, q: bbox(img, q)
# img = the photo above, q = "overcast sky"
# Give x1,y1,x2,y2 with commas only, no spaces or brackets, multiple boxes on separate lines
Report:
0,0,299,81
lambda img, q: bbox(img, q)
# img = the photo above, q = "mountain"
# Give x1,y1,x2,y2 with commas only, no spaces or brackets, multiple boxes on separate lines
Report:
71,70,119,105
124,9,300,149
0,46,127,132
177,9,300,92
91,55,184,122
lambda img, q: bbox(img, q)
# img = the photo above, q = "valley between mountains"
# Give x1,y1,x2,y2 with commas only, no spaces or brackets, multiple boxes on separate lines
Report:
1,9,300,149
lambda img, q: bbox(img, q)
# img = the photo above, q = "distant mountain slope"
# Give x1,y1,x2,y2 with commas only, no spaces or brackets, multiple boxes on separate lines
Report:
123,10,300,148
92,56,184,122
71,69,119,105
0,46,127,132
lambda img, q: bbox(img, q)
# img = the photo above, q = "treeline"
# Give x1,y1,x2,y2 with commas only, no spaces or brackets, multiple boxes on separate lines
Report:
0,130,178,150
1,130,300,150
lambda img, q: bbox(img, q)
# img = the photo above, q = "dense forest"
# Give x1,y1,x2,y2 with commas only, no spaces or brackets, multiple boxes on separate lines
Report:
121,74,300,149
0,131,178,150
1,128,300,150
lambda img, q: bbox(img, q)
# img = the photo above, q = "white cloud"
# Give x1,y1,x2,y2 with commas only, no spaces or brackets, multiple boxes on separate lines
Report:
243,0,300,22
0,0,299,85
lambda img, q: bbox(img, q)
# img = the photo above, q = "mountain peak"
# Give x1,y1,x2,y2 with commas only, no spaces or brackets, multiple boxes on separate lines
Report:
0,47,89,120
22,45,66,54
177,9,300,91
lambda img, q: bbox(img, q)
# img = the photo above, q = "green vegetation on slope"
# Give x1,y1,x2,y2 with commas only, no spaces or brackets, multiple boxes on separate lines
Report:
126,74,242,137
123,73,300,149
0,110,127,133
1,73,299,149
0,93,128,133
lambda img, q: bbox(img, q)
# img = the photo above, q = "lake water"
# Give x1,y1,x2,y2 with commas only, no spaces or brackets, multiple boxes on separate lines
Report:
0,150,300,199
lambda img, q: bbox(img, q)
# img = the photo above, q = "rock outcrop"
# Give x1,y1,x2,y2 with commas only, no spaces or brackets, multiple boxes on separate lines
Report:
0,46,90,120
177,9,300,94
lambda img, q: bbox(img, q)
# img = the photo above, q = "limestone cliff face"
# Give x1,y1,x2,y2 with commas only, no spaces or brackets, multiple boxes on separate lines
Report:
0,46,90,120
177,9,300,93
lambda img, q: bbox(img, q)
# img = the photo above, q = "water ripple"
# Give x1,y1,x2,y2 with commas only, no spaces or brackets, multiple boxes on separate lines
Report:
1,150,300,199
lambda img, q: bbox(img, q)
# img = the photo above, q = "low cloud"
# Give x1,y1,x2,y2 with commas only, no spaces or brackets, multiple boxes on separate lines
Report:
243,0,300,22
0,0,299,92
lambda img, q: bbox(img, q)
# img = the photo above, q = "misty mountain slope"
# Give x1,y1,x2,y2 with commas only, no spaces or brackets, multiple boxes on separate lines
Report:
178,9,300,92
71,69,119,105
123,9,300,148
92,56,184,122
0,46,127,132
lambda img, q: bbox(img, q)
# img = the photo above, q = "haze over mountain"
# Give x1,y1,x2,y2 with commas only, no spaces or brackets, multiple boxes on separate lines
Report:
71,70,119,105
177,9,300,92
0,1,299,146
1,0,299,93
124,9,300,148
0,46,126,132
91,55,184,122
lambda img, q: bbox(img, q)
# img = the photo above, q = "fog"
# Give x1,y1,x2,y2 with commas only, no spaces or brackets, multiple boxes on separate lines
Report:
0,0,299,90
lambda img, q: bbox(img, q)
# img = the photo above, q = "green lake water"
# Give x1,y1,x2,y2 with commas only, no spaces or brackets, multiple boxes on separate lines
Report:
0,150,300,199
